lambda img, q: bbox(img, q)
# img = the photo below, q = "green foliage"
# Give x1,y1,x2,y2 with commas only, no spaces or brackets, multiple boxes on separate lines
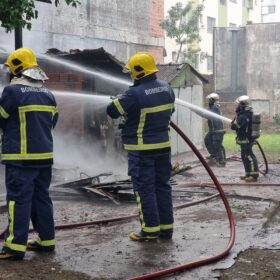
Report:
224,131,280,152
273,113,280,125
0,0,80,32
161,2,204,64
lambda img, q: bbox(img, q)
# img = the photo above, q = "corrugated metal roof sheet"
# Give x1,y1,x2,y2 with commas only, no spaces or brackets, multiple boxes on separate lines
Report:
157,63,208,84
157,64,183,83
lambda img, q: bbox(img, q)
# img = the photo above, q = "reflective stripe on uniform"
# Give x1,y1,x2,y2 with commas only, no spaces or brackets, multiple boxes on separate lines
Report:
18,105,57,154
3,242,26,252
0,106,9,119
237,140,249,144
4,200,27,253
160,224,173,230
137,103,174,145
36,236,55,247
135,192,145,227
135,192,160,233
248,155,255,173
113,99,126,115
1,152,54,161
124,141,171,151
142,225,161,233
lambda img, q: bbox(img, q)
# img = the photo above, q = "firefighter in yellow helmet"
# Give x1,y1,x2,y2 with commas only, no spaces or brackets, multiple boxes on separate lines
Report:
0,48,58,260
107,52,175,241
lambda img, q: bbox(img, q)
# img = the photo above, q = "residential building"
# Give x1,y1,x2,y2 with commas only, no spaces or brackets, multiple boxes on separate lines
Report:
262,0,280,22
164,0,262,74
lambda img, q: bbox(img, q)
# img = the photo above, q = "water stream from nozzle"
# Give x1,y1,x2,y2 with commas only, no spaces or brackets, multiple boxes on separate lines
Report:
39,54,132,87
175,98,232,123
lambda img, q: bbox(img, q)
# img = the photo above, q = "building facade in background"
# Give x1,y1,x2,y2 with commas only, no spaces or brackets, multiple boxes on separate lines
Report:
262,0,280,22
164,0,262,74
0,0,165,64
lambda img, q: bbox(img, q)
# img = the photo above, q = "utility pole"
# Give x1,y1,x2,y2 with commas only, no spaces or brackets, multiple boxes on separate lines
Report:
14,0,52,50
15,27,23,50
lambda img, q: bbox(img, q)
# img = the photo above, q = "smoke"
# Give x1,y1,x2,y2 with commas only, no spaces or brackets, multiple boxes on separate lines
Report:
53,131,128,180
39,54,132,87
52,91,128,180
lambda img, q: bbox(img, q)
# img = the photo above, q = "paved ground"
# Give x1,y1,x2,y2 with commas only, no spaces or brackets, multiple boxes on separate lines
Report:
0,156,279,280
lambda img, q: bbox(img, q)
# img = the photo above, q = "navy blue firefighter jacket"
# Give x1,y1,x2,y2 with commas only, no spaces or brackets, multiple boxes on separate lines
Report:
0,83,58,167
107,74,175,151
231,106,253,144
208,102,225,133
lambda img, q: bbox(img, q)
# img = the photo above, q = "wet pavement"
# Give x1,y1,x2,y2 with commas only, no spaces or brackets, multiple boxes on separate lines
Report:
0,158,279,280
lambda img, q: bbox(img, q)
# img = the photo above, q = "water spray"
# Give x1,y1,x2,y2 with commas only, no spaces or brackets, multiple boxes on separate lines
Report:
39,54,132,87
53,90,112,103
175,98,232,123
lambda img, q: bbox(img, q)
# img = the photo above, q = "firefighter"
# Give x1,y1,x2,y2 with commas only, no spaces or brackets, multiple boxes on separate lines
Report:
204,93,226,167
107,52,175,241
0,48,58,260
231,95,259,182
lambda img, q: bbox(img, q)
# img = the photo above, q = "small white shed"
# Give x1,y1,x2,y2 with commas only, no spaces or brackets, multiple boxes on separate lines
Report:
157,64,208,155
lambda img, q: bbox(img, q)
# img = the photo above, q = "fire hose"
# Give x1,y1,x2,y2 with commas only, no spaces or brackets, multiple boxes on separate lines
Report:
228,140,269,176
255,140,269,175
0,121,236,279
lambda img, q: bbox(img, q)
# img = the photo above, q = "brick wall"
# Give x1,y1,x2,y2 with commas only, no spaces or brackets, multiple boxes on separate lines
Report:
149,0,164,38
42,64,86,138
148,0,164,63
148,46,164,64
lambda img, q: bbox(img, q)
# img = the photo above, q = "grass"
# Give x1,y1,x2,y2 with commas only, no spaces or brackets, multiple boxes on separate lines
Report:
223,131,280,162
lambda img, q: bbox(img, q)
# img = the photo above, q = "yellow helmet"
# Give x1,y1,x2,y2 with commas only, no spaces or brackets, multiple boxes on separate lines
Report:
124,52,158,80
5,48,38,75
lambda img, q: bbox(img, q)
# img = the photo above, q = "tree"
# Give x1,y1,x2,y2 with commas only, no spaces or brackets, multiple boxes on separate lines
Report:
161,1,205,66
0,0,80,32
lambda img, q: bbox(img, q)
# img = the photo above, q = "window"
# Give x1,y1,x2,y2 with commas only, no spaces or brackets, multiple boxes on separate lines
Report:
207,56,213,72
268,5,276,14
262,5,276,15
207,17,216,33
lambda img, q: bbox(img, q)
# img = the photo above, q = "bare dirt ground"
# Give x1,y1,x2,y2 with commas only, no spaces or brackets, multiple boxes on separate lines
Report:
0,154,279,280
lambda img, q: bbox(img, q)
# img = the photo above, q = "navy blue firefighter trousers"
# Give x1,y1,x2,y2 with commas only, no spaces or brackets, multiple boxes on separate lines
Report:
128,151,174,236
3,165,55,257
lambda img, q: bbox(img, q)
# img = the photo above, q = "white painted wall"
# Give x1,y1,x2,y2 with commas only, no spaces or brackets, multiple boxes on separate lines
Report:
171,86,203,155
262,0,280,22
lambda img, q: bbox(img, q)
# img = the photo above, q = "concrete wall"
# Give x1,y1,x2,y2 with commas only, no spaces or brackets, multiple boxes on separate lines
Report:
246,23,280,119
214,27,247,101
214,23,280,120
0,0,164,63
